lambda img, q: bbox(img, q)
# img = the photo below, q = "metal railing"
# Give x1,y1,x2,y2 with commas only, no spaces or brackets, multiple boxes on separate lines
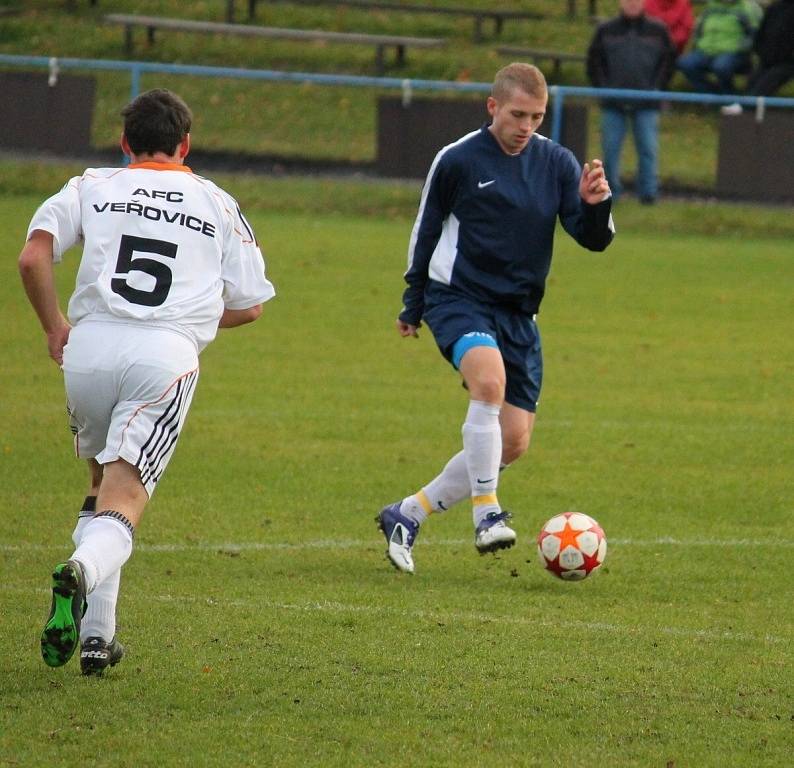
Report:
1,53,793,147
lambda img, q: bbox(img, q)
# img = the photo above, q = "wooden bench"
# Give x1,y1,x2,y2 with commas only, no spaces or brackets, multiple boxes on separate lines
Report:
104,14,445,75
229,0,543,42
496,46,586,80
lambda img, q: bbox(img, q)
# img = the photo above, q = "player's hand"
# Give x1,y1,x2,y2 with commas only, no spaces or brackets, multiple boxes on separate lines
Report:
579,159,611,204
46,319,71,366
396,319,419,338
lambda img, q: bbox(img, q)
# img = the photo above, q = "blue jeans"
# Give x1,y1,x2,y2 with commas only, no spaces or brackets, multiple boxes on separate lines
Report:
678,50,750,94
601,107,659,201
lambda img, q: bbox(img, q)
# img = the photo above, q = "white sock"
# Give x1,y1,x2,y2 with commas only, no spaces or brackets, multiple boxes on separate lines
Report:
71,495,97,547
398,494,428,525
81,570,120,642
71,513,134,593
462,400,502,526
72,516,91,548
401,450,477,524
420,451,469,513
420,454,512,516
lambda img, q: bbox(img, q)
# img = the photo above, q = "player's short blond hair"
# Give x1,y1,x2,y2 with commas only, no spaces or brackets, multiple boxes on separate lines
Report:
492,63,548,102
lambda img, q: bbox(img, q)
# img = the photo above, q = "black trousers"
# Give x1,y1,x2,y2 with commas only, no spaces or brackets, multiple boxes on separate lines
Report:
748,62,794,96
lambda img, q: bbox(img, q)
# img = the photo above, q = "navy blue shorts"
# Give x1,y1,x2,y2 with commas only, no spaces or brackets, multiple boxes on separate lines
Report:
423,292,543,413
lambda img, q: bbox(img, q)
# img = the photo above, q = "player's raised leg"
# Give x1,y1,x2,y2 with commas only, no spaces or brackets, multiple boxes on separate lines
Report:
41,460,142,668
40,461,101,667
377,452,469,573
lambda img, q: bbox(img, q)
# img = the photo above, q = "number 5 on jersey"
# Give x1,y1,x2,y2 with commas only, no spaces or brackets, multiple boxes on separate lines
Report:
111,234,177,307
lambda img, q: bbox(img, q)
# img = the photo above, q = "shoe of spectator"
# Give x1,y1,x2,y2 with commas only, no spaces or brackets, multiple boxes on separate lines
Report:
721,103,743,116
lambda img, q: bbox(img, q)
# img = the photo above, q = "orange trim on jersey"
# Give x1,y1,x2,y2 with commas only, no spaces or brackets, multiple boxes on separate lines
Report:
118,366,199,454
127,162,193,173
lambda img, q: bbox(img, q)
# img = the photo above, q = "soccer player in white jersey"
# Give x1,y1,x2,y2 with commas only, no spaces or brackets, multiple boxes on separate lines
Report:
18,89,275,674
378,64,615,573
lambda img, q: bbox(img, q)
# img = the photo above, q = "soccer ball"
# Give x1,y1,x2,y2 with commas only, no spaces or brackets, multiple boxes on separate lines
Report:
537,512,607,581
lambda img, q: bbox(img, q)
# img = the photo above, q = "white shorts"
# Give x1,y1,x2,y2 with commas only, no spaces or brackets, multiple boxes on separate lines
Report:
63,320,200,497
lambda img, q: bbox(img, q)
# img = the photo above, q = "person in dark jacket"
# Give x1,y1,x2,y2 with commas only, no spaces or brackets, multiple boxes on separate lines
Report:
587,0,677,203
748,0,794,95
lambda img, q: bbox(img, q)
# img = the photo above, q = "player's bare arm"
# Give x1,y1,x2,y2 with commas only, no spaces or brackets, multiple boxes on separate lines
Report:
219,304,263,328
579,159,611,204
18,229,71,365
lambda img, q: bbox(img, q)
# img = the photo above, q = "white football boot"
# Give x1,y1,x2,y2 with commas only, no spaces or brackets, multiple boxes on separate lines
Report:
474,511,516,554
376,502,420,574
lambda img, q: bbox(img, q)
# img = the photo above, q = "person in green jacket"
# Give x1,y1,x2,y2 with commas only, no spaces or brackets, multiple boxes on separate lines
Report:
677,0,762,93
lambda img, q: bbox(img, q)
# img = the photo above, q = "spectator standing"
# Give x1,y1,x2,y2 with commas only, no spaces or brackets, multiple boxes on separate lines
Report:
748,0,794,95
587,0,677,204
677,0,762,94
645,0,695,54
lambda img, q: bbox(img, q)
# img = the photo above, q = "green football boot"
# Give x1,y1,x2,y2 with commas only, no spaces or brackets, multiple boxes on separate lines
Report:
40,560,87,667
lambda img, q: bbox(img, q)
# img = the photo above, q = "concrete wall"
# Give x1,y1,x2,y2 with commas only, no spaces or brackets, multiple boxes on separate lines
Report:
0,72,95,155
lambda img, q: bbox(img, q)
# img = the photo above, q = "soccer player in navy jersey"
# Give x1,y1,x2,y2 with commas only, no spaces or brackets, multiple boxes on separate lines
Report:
377,63,615,574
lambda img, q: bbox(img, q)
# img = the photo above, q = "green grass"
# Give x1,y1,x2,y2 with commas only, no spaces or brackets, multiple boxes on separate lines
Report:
1,177,793,766
3,158,794,237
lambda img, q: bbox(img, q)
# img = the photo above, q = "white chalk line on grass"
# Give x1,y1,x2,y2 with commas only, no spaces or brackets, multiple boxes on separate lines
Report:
142,594,793,646
5,586,785,646
1,536,793,554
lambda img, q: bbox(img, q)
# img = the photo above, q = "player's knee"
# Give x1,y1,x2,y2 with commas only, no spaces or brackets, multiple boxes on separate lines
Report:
468,374,505,404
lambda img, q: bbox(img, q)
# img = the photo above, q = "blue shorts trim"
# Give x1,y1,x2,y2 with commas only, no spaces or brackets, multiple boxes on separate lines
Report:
451,332,498,368
423,287,543,413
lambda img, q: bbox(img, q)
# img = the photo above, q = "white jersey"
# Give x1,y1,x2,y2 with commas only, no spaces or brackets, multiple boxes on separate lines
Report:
27,162,275,351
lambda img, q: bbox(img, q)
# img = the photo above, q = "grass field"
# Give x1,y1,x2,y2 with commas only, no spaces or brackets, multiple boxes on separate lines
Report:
1,179,793,767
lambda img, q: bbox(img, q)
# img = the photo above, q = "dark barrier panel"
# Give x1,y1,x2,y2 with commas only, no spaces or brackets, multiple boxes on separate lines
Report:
717,112,794,203
0,72,95,154
376,96,588,178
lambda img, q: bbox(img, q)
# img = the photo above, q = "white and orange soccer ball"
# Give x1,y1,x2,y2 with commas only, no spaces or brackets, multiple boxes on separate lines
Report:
537,512,607,580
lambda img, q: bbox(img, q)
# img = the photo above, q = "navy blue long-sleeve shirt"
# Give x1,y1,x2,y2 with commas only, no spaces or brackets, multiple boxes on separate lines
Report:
400,125,615,327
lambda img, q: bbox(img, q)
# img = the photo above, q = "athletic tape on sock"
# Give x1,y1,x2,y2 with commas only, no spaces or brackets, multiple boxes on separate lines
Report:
416,490,433,514
472,493,498,507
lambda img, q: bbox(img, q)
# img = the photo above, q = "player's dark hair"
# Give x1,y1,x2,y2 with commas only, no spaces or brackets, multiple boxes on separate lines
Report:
121,89,192,156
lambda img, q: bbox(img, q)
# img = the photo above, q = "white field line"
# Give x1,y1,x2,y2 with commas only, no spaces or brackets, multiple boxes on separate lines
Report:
1,536,793,553
141,594,793,646
5,587,785,646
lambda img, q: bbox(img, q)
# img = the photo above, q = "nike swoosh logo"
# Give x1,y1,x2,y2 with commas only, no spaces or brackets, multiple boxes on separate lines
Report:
477,180,495,189
476,478,495,484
